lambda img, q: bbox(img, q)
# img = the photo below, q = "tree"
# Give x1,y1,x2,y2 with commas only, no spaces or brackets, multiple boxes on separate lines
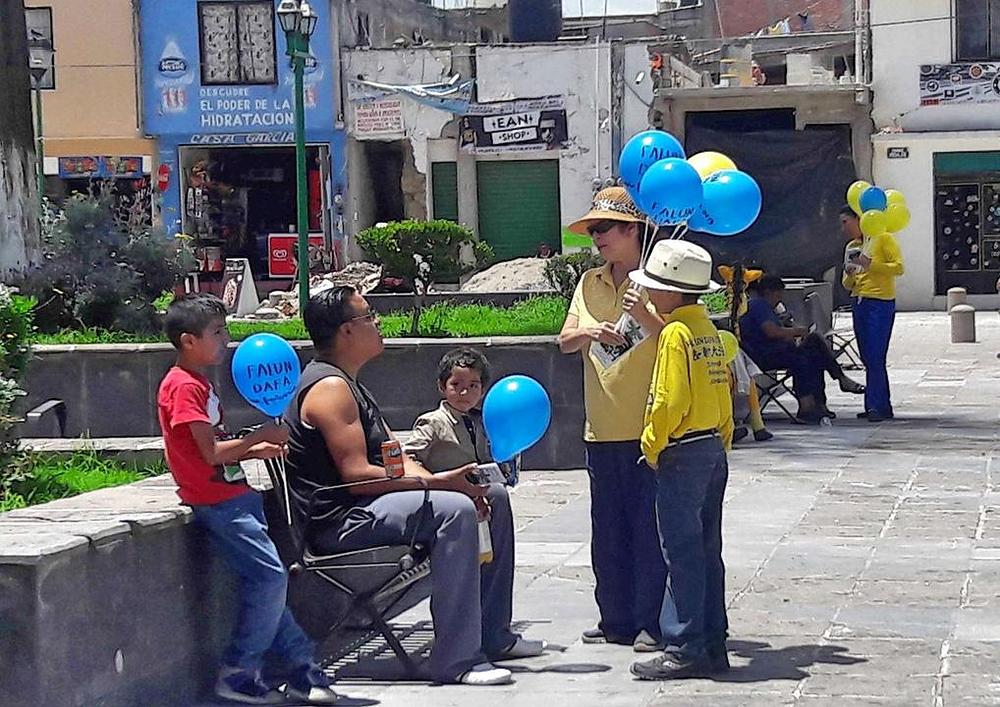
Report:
0,0,40,277
356,219,494,335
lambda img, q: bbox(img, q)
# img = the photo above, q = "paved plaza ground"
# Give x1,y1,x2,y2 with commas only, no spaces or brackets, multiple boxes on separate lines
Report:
210,312,1000,706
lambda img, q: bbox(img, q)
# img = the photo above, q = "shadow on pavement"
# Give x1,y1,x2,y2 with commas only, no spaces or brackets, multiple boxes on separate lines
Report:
713,639,867,683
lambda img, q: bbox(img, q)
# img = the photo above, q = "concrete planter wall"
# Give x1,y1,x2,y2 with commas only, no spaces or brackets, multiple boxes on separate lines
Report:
22,338,587,469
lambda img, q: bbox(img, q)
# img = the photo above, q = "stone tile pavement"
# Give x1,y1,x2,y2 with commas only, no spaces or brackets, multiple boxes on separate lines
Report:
207,312,1000,707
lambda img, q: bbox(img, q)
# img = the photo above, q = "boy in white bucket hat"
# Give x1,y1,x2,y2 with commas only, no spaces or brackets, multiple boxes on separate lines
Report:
628,239,735,680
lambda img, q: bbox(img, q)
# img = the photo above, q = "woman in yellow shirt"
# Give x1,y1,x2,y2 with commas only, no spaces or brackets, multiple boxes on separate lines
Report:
839,205,904,422
558,188,666,652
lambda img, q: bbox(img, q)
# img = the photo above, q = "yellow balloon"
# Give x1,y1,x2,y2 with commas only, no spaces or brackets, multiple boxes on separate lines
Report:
719,330,739,365
860,209,888,237
688,151,737,180
885,203,910,232
847,180,871,216
885,189,906,207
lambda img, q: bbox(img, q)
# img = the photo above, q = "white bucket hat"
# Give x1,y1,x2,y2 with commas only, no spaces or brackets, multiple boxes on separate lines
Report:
629,240,722,294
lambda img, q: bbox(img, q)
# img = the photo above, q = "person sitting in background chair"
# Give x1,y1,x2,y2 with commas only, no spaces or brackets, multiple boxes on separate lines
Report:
740,275,864,423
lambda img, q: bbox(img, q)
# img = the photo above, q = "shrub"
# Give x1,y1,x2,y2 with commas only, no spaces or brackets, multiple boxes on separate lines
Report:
17,193,194,334
357,220,494,334
0,286,35,507
543,251,605,300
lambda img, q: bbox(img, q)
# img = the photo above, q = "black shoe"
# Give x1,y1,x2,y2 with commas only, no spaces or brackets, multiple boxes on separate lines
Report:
753,428,774,442
630,650,712,680
866,411,892,422
856,411,869,419
732,427,750,444
707,643,730,673
822,408,837,419
582,627,632,645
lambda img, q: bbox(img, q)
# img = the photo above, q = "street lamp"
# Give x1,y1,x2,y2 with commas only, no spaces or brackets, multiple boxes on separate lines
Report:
27,37,54,209
277,0,317,309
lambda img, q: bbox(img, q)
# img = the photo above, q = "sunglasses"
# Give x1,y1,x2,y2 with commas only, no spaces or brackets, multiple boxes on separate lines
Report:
587,220,619,236
344,310,378,326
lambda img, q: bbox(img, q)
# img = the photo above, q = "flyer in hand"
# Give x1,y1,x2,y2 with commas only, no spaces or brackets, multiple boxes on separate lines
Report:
591,313,650,370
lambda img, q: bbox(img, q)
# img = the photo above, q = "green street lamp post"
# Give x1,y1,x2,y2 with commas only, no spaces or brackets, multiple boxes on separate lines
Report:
28,37,54,210
277,0,318,309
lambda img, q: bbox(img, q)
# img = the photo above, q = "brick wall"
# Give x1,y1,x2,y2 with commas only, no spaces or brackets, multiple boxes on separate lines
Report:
718,0,853,37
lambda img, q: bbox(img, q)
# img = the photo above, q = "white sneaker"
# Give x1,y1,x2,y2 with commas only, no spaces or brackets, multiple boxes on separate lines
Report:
494,637,549,660
283,683,339,705
214,667,284,705
459,662,514,686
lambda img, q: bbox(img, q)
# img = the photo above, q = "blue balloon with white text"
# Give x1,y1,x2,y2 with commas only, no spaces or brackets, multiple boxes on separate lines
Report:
231,333,301,418
619,130,686,206
483,375,551,463
638,158,703,225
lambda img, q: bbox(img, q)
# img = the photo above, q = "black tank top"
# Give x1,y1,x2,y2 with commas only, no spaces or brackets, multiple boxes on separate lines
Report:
284,359,390,529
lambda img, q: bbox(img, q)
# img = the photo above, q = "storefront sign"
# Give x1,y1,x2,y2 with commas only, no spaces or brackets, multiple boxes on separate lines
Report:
347,78,473,115
353,99,404,139
887,147,909,159
920,63,1000,106
268,233,325,278
58,156,145,179
139,2,334,139
459,96,569,154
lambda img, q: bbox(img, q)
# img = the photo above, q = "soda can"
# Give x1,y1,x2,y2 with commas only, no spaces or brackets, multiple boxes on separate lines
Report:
381,439,405,479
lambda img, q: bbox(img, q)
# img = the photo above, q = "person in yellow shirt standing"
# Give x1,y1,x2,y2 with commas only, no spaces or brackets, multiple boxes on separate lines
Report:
628,240,735,681
558,188,667,652
840,205,904,422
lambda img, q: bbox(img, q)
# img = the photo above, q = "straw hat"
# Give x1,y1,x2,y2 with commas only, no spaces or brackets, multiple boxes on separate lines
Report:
629,240,722,294
567,187,645,235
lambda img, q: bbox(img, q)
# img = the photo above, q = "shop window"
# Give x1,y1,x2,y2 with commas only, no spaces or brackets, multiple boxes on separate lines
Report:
24,7,54,89
956,0,1000,61
933,151,1000,294
198,1,276,85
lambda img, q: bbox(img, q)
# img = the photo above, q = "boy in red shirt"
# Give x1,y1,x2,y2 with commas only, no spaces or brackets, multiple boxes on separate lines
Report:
157,293,336,705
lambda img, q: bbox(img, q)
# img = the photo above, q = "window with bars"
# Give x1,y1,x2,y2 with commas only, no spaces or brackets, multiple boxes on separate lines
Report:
956,0,1000,61
198,1,276,85
24,7,55,89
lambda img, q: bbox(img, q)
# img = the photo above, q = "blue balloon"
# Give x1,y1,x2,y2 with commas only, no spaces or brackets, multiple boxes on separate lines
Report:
859,186,888,212
482,375,552,463
231,333,301,418
687,170,762,237
619,130,686,205
638,158,703,225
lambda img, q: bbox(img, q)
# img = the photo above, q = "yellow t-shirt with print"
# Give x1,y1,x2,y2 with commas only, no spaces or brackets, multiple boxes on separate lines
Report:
641,304,734,466
568,264,659,442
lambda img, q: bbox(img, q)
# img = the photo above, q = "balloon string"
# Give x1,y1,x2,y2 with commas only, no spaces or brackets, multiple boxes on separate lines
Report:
640,218,656,268
672,223,689,241
275,415,292,527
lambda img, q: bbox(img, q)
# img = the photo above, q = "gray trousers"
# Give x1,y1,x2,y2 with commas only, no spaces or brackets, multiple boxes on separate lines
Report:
317,484,517,682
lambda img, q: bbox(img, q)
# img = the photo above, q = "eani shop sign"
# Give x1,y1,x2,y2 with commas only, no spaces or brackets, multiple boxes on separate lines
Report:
460,95,569,155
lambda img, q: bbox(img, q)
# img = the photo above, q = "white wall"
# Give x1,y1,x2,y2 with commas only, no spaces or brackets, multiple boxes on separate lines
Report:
872,131,1000,311
871,0,1000,132
476,43,613,231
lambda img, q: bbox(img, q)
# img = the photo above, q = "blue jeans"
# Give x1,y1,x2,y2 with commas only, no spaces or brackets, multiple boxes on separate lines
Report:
586,440,667,641
853,297,896,416
191,492,315,674
655,437,729,658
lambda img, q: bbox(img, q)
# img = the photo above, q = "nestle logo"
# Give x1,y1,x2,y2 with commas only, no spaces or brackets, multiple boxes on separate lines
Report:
159,58,187,73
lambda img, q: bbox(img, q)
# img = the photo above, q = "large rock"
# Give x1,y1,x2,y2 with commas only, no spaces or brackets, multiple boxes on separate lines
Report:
461,257,555,293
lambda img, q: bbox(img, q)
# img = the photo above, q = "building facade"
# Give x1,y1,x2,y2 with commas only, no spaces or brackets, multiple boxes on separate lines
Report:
871,0,1000,310
25,0,155,211
138,0,347,285
341,40,653,260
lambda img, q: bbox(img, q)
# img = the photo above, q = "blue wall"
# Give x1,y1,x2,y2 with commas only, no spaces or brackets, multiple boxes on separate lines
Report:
138,0,344,236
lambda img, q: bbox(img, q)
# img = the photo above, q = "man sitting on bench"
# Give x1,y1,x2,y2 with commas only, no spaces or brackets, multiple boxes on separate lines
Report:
740,275,864,423
283,286,545,687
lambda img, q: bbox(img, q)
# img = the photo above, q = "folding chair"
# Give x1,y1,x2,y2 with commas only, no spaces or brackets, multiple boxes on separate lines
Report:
754,368,799,422
804,292,863,370
263,457,432,677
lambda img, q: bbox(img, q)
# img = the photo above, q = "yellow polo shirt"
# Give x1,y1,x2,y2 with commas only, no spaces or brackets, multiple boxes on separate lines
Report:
855,231,904,300
642,304,734,466
568,264,659,442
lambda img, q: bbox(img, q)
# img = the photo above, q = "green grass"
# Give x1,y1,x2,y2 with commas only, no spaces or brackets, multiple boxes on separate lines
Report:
30,296,570,345
1,450,166,510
